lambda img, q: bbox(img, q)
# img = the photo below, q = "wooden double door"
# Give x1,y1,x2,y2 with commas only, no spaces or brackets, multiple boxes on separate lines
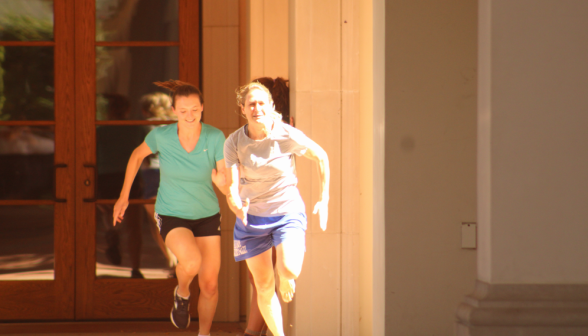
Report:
0,0,214,321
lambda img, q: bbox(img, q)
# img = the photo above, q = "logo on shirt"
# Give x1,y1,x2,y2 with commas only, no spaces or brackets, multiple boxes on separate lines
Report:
234,240,248,257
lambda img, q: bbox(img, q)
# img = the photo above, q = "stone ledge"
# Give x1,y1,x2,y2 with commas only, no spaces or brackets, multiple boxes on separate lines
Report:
466,280,588,303
456,281,588,336
456,324,588,336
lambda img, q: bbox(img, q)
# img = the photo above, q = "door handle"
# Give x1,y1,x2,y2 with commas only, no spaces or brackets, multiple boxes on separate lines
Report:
54,163,67,203
83,163,96,202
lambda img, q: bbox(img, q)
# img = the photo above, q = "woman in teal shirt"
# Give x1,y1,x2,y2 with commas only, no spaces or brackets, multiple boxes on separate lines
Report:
113,80,228,335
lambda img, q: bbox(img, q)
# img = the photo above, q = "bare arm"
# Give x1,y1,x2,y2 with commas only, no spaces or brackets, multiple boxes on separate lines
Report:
302,139,330,231
212,159,229,195
113,141,153,226
225,165,250,225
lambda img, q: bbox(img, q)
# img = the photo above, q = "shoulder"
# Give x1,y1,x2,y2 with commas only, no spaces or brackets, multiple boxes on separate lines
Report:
279,122,296,133
278,122,307,139
202,122,221,133
226,125,245,143
150,123,176,136
202,123,224,138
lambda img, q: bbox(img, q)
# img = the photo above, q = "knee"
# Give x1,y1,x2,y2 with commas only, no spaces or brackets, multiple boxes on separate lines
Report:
255,284,274,305
179,260,199,277
253,277,274,295
199,279,218,298
247,269,255,285
277,264,300,280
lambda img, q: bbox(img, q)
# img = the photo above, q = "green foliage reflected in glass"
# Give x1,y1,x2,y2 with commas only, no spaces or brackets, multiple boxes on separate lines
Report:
0,15,53,41
0,0,54,41
0,13,54,121
0,46,54,121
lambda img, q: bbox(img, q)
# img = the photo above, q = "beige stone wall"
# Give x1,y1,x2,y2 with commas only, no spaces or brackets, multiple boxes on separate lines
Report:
477,0,588,285
384,0,478,335
245,0,291,329
202,0,241,322
290,0,362,334
458,2,588,334
248,0,289,80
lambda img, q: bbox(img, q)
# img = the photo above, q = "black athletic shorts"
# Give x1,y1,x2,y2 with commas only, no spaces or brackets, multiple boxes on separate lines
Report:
155,212,221,242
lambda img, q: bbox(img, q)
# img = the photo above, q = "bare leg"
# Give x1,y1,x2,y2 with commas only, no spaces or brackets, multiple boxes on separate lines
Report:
245,247,277,334
246,268,267,332
165,228,201,299
275,238,305,303
145,203,177,268
194,236,221,335
246,248,284,336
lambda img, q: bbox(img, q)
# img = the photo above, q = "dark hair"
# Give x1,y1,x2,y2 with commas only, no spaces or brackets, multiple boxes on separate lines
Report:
103,93,131,120
153,80,203,107
253,77,289,122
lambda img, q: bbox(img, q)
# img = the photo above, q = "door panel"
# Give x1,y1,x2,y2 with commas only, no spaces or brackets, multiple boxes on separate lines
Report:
0,0,75,321
0,0,240,322
75,0,202,320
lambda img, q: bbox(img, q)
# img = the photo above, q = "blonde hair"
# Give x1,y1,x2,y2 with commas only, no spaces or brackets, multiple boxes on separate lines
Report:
235,82,282,121
140,92,175,120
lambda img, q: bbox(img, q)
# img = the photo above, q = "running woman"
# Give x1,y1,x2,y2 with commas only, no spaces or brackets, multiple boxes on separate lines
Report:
242,77,291,336
224,82,330,336
113,80,228,335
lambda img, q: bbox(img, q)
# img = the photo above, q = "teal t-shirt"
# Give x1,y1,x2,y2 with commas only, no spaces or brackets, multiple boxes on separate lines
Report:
145,123,225,220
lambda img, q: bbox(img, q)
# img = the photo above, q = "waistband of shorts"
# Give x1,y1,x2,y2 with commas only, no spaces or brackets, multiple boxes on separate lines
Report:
155,212,220,221
246,212,306,224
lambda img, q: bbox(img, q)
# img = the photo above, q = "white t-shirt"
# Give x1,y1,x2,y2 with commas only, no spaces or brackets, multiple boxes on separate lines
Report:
224,122,311,216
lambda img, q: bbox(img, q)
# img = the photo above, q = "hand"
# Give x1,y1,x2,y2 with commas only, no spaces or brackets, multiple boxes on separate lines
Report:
236,198,250,226
313,199,328,231
211,168,226,188
113,198,129,226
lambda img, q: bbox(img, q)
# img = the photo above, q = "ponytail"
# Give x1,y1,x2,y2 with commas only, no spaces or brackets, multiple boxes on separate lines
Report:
153,79,203,107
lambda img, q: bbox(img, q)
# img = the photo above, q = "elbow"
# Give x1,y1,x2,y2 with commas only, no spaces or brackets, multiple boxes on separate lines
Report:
318,147,329,161
320,151,329,166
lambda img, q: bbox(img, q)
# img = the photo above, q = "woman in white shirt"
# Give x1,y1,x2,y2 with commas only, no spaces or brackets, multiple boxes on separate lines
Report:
224,82,330,336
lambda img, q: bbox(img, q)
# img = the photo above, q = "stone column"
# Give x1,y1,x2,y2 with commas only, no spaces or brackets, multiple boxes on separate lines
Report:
202,0,241,322
457,1,588,335
289,0,361,335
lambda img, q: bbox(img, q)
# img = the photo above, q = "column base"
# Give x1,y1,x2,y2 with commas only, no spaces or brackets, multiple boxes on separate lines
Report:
456,280,588,336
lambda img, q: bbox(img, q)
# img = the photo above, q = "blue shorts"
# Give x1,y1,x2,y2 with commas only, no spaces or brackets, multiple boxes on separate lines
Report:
233,212,307,262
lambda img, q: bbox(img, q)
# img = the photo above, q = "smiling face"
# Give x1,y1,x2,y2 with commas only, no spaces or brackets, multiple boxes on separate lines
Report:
241,88,275,125
172,94,203,127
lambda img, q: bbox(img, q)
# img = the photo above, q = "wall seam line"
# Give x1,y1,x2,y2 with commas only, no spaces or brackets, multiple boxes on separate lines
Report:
340,0,344,334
